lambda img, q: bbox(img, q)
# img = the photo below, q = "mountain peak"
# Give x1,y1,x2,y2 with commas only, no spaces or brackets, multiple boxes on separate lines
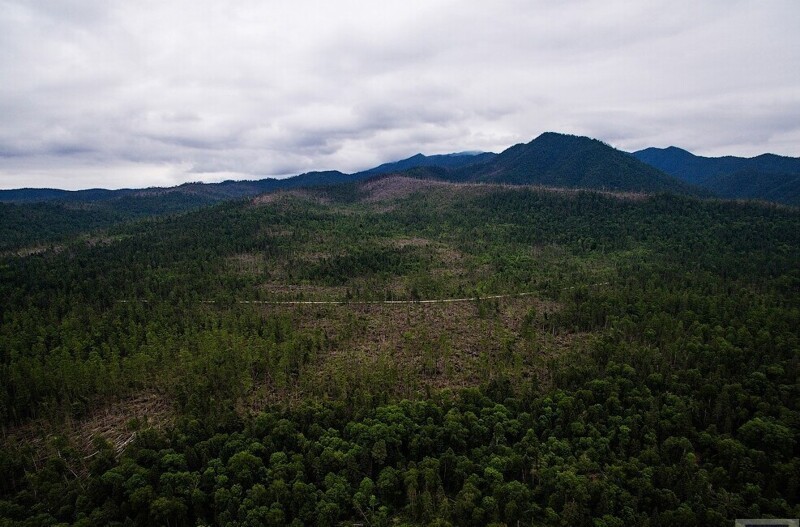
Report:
459,132,694,194
532,131,608,146
358,151,497,177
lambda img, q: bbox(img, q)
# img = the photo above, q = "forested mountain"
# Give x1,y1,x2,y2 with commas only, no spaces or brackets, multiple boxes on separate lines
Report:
357,152,496,176
0,153,493,207
0,171,356,205
0,133,697,210
703,169,800,205
0,193,226,253
8,133,800,218
0,188,127,203
1,133,709,252
633,146,800,205
0,172,359,251
1,175,798,526
453,132,698,194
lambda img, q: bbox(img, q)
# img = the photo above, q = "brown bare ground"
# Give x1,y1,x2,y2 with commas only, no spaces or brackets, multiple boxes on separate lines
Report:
251,189,330,206
361,177,464,202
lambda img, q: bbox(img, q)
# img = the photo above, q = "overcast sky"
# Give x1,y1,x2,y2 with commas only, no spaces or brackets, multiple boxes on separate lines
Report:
1,0,799,190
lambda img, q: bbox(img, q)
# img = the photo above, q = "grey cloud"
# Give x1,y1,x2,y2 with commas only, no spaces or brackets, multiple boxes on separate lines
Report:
0,0,798,189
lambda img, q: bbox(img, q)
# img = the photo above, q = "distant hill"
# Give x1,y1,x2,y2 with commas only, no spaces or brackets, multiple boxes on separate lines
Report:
0,171,357,251
702,170,800,206
454,132,697,194
357,151,496,176
1,135,730,214
0,154,487,206
0,187,133,203
633,147,800,205
0,171,356,204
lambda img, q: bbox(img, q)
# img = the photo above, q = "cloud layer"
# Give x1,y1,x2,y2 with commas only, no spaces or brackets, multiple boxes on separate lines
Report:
1,0,799,189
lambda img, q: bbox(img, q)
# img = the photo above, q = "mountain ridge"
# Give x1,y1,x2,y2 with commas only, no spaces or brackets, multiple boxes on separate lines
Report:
633,146,800,205
357,151,496,177
6,132,799,206
447,132,698,195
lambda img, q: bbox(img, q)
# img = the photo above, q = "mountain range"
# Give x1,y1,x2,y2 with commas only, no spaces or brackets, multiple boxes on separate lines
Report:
2,132,798,208
632,146,800,205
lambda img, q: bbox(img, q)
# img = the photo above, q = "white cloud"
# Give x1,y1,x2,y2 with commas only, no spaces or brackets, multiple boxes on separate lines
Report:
1,0,799,189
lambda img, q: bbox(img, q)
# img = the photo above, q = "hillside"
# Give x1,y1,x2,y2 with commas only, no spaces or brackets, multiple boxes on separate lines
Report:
705,169,800,205
1,176,798,525
633,146,800,205
0,193,225,252
457,132,697,194
0,134,700,211
0,171,355,205
0,171,360,252
357,151,496,176
9,134,800,215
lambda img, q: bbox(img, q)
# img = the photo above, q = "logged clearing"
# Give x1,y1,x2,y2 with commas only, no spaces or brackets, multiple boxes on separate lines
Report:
360,175,650,203
3,392,173,477
246,293,586,409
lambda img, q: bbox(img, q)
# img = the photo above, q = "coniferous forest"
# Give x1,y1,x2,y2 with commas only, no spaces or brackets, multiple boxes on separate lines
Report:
0,176,798,526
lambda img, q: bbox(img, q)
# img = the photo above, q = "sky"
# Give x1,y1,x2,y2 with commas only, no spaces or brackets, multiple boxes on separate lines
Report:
1,0,799,190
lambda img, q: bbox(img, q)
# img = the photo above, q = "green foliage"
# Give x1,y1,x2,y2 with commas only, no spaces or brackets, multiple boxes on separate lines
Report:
0,179,798,525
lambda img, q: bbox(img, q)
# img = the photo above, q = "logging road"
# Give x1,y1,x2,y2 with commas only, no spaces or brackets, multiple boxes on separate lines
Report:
116,283,609,306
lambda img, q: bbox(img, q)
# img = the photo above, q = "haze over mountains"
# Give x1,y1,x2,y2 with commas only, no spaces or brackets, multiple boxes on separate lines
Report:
2,132,799,207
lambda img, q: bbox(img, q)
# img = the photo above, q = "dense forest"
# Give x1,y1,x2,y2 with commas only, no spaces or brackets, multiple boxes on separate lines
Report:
0,176,798,525
633,146,800,206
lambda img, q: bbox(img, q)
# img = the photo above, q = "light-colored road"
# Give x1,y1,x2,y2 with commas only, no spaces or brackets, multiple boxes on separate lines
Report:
116,283,609,305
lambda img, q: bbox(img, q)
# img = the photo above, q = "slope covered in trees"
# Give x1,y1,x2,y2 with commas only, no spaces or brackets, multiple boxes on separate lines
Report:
0,177,798,525
0,193,220,253
633,146,800,206
357,152,496,176
454,133,697,195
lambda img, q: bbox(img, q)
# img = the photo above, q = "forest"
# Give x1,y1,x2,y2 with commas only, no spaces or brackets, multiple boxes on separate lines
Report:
0,176,798,526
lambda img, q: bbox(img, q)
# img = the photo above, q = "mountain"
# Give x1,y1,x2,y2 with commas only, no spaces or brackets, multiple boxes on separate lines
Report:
0,151,497,205
0,151,491,206
357,151,496,176
703,170,800,205
633,146,800,184
633,147,800,205
0,171,359,251
0,187,134,203
455,132,697,194
0,171,355,204
0,134,722,213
